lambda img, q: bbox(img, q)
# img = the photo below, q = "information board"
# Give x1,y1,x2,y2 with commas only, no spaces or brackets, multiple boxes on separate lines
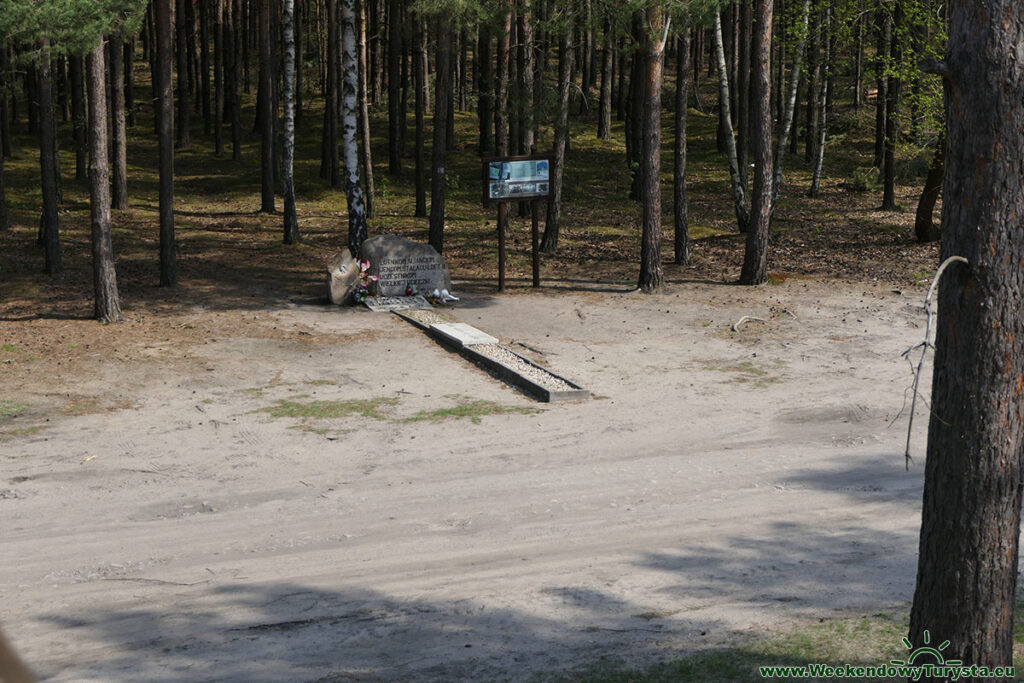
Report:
482,156,552,204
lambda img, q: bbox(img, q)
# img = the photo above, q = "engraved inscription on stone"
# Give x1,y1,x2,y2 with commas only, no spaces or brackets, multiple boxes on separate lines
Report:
359,235,452,297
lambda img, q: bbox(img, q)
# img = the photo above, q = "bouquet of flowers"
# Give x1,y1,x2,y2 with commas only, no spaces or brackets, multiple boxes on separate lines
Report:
353,259,378,303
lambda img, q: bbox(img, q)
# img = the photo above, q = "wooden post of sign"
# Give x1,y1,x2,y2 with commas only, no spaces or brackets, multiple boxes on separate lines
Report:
531,200,540,287
498,202,508,291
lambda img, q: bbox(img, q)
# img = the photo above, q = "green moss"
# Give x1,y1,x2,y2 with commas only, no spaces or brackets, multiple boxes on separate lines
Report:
258,397,398,420
405,398,539,425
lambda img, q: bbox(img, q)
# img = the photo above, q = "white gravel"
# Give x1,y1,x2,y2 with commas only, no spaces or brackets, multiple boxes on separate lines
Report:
469,343,578,392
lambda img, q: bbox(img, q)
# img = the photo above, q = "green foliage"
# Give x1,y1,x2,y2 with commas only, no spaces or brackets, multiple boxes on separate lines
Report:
852,166,881,192
0,0,147,57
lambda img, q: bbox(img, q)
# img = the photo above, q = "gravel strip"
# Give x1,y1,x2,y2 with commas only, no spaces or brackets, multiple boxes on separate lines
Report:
469,344,578,392
400,309,453,326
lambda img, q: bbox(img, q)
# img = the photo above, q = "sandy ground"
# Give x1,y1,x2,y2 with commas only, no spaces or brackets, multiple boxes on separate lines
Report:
1,277,933,681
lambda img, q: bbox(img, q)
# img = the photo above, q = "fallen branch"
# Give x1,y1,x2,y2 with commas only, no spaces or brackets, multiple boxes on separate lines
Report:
901,255,969,470
732,316,767,332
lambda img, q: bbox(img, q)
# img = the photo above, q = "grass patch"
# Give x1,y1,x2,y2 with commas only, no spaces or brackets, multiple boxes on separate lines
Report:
548,613,910,683
0,425,44,441
405,397,539,424
257,397,398,420
0,400,29,421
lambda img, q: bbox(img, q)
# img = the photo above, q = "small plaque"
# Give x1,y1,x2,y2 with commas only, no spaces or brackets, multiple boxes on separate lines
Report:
363,295,432,312
430,323,499,347
482,155,552,204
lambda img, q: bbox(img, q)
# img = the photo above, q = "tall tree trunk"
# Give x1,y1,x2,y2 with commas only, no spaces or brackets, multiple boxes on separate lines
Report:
770,0,809,209
673,27,690,266
322,0,340,185
627,14,644,200
638,6,667,293
295,0,303,128
357,0,375,217
0,94,6,231
214,0,225,155
872,8,889,168
413,12,427,217
259,0,275,212
738,0,773,285
283,0,299,243
176,0,191,147
737,0,751,189
70,56,87,180
807,4,829,198
803,0,818,163
477,24,493,156
229,0,242,160
200,0,212,134
540,27,571,253
38,41,62,274
86,39,123,323
713,12,749,233
913,131,943,243
597,17,613,140
428,16,451,254
155,0,177,286
342,0,368,254
908,0,1024,669
880,1,901,210
108,33,128,210
387,0,403,174
495,3,511,156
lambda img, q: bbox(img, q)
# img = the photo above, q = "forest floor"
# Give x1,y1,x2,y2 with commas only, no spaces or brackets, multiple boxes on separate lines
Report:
0,90,949,680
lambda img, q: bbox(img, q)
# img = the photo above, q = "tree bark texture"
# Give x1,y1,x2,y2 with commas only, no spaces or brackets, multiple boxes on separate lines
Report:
638,6,667,293
86,40,123,323
913,132,943,243
342,0,368,255
428,17,451,254
387,0,403,174
38,40,62,275
214,0,224,155
541,27,572,254
259,0,275,213
282,0,299,244
70,56,87,180
414,12,427,217
908,1,1024,672
176,0,191,147
713,12,749,234
739,0,774,285
673,28,690,266
108,33,128,210
495,3,511,156
155,0,177,286
357,0,375,217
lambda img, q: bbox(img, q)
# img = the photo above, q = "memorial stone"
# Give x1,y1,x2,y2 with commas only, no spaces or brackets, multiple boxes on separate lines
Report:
358,235,452,297
326,252,361,305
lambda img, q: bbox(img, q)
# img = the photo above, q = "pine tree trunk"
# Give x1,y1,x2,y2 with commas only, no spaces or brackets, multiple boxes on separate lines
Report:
387,0,403,174
38,40,62,274
176,0,191,147
477,24,493,156
155,0,177,286
638,5,667,293
0,98,6,231
428,16,451,254
259,0,275,212
200,0,212,134
283,0,299,243
738,0,774,286
713,12,749,233
771,0,809,209
673,28,690,266
214,0,224,155
229,0,242,160
357,0,375,217
86,39,123,323
913,131,943,243
908,2,1024,668
495,3,511,156
413,12,427,217
70,56,87,180
737,0,751,189
322,0,339,185
540,27,571,254
880,2,901,210
108,33,129,210
597,17,612,140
